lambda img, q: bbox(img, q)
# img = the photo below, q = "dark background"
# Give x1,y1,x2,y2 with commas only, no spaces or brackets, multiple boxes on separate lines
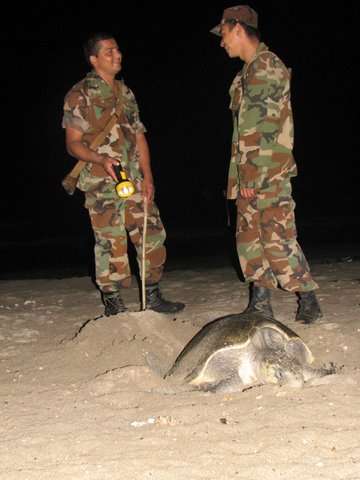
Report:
6,1,360,279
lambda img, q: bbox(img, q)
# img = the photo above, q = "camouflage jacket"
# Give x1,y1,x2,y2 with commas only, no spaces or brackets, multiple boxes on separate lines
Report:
62,71,146,191
227,42,297,199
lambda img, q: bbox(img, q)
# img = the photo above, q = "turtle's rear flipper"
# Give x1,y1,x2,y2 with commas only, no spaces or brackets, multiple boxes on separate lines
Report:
145,352,168,378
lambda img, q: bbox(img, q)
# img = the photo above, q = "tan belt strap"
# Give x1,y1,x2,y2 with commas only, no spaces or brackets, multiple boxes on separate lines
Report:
62,100,123,195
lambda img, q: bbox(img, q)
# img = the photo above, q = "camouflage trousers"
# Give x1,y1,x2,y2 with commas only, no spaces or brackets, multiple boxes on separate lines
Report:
85,183,166,293
236,180,318,292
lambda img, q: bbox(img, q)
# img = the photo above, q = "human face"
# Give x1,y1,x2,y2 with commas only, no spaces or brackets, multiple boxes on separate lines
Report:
220,23,242,59
90,38,122,80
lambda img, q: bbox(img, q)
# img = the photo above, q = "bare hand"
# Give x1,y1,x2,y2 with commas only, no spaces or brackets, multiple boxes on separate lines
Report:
240,188,256,199
142,177,155,204
101,156,120,182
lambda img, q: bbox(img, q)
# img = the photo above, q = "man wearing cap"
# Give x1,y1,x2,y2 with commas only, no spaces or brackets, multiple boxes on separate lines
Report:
211,6,322,323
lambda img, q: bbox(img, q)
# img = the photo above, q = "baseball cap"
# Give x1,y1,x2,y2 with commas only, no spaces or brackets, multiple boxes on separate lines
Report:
210,5,258,36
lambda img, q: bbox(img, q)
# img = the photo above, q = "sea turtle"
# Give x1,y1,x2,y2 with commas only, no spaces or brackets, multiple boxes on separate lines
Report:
165,312,335,392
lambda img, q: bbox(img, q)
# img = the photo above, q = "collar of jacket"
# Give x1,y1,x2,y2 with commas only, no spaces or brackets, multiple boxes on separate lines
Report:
85,70,123,99
247,42,269,65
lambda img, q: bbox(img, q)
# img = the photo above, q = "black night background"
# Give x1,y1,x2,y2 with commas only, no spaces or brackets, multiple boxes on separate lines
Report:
8,1,360,279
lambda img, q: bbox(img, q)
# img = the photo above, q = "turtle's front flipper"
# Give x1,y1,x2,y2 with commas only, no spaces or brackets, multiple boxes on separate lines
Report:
197,374,244,394
303,362,338,382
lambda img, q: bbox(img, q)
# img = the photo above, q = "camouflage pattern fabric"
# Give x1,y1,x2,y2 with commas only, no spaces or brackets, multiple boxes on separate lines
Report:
227,43,317,292
63,72,166,292
85,181,166,292
63,71,146,186
236,180,318,292
227,43,297,200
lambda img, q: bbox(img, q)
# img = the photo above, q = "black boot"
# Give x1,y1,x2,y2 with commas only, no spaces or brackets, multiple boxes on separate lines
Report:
102,291,127,317
296,291,322,324
243,283,274,319
145,284,185,314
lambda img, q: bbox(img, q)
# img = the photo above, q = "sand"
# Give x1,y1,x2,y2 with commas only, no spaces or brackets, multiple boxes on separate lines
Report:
1,261,359,479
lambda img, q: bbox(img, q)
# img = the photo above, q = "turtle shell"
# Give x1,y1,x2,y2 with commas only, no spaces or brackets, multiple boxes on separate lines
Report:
165,312,313,384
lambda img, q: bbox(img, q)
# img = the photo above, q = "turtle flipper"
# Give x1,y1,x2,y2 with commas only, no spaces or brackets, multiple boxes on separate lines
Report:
196,373,244,394
145,352,168,378
285,338,314,364
303,362,338,382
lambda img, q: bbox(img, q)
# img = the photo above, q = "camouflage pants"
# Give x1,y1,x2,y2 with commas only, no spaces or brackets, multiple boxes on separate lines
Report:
85,184,166,293
236,180,318,292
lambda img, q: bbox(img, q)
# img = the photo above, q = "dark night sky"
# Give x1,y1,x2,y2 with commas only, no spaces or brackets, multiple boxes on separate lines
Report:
7,1,360,276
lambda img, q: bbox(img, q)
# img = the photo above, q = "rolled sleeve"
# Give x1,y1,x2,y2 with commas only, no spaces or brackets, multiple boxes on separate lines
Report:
62,91,90,133
124,87,147,133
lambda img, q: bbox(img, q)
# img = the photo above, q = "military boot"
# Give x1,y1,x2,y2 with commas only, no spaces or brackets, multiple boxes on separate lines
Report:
295,291,322,324
145,284,185,314
102,291,127,317
243,283,274,319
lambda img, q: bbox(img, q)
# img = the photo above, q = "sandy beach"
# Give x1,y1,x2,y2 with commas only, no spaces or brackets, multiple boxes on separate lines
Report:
1,261,359,479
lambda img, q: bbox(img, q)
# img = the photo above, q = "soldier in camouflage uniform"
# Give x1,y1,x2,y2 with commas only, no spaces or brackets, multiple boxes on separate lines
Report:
211,6,322,323
63,32,185,316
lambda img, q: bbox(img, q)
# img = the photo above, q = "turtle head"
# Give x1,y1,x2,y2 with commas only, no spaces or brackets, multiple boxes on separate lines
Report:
260,356,304,388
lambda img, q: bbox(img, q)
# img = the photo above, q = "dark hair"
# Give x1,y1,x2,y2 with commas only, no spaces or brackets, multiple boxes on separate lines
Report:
83,32,115,65
224,19,261,40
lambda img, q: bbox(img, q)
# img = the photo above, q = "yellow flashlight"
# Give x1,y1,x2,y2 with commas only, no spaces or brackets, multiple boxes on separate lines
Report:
114,163,135,199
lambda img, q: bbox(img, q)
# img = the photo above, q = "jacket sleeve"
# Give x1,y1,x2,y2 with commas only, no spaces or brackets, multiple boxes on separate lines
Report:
238,55,289,189
123,86,147,134
62,88,91,133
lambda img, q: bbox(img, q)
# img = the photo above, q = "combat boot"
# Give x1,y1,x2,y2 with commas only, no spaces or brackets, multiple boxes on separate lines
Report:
145,283,185,314
243,283,274,319
102,291,127,317
295,291,322,324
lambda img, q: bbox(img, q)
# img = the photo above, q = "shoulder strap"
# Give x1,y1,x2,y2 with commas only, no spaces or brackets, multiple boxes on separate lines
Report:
64,110,120,181
62,93,124,194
